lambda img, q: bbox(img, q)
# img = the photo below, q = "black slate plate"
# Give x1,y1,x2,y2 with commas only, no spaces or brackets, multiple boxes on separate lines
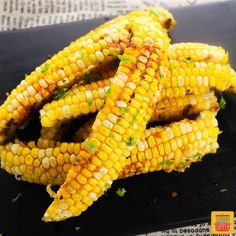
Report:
0,1,236,236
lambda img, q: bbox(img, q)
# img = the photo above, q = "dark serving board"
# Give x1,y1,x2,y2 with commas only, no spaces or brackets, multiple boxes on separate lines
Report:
0,1,236,236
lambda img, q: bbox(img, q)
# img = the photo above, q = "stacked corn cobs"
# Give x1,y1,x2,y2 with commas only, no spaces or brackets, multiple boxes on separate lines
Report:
0,7,235,222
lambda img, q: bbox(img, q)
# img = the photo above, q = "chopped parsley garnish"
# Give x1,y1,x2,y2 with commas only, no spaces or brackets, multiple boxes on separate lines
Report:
116,118,121,122
41,63,49,73
132,113,139,122
103,86,112,100
193,152,203,159
88,100,93,106
220,96,226,109
80,51,87,59
54,88,68,100
163,160,173,167
75,226,81,231
149,8,161,17
84,71,100,83
141,81,147,88
105,183,111,192
158,67,164,78
127,136,135,146
11,193,22,203
220,188,228,193
120,107,129,114
107,53,133,63
85,141,98,153
169,59,175,66
116,188,126,197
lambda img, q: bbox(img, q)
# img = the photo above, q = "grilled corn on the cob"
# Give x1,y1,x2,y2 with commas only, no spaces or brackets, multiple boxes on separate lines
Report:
40,60,235,128
42,14,170,221
0,110,219,185
168,43,228,64
0,7,175,144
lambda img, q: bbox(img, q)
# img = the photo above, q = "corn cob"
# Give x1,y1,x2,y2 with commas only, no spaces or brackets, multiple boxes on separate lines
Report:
40,62,118,141
0,7,175,144
168,43,228,64
72,91,218,142
42,15,170,221
40,59,236,128
0,19,130,143
120,110,220,177
150,91,218,122
0,110,220,185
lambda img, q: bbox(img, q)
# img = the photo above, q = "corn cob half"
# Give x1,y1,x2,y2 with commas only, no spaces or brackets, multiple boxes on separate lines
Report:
0,110,220,185
0,8,175,144
42,15,170,221
72,91,218,142
40,59,235,128
40,62,118,140
168,43,228,64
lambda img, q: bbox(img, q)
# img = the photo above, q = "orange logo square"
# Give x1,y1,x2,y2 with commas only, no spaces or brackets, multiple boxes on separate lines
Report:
211,211,234,234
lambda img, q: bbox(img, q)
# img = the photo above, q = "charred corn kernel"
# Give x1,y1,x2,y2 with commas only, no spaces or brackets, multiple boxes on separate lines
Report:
169,43,228,64
43,15,170,221
119,110,220,177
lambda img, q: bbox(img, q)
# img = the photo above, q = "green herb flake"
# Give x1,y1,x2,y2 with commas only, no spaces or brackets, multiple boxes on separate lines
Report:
220,96,226,109
11,193,22,203
107,53,132,63
54,88,68,100
127,136,135,146
41,63,49,73
105,183,112,193
193,152,203,159
85,141,98,153
120,107,129,114
103,86,112,100
163,160,173,167
164,18,172,30
88,100,93,106
80,51,87,59
84,71,100,83
141,81,146,88
116,188,126,197
117,55,133,63
149,8,161,17
116,118,121,122
75,226,81,231
158,67,164,78
220,188,228,193
169,59,176,66
132,113,139,122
